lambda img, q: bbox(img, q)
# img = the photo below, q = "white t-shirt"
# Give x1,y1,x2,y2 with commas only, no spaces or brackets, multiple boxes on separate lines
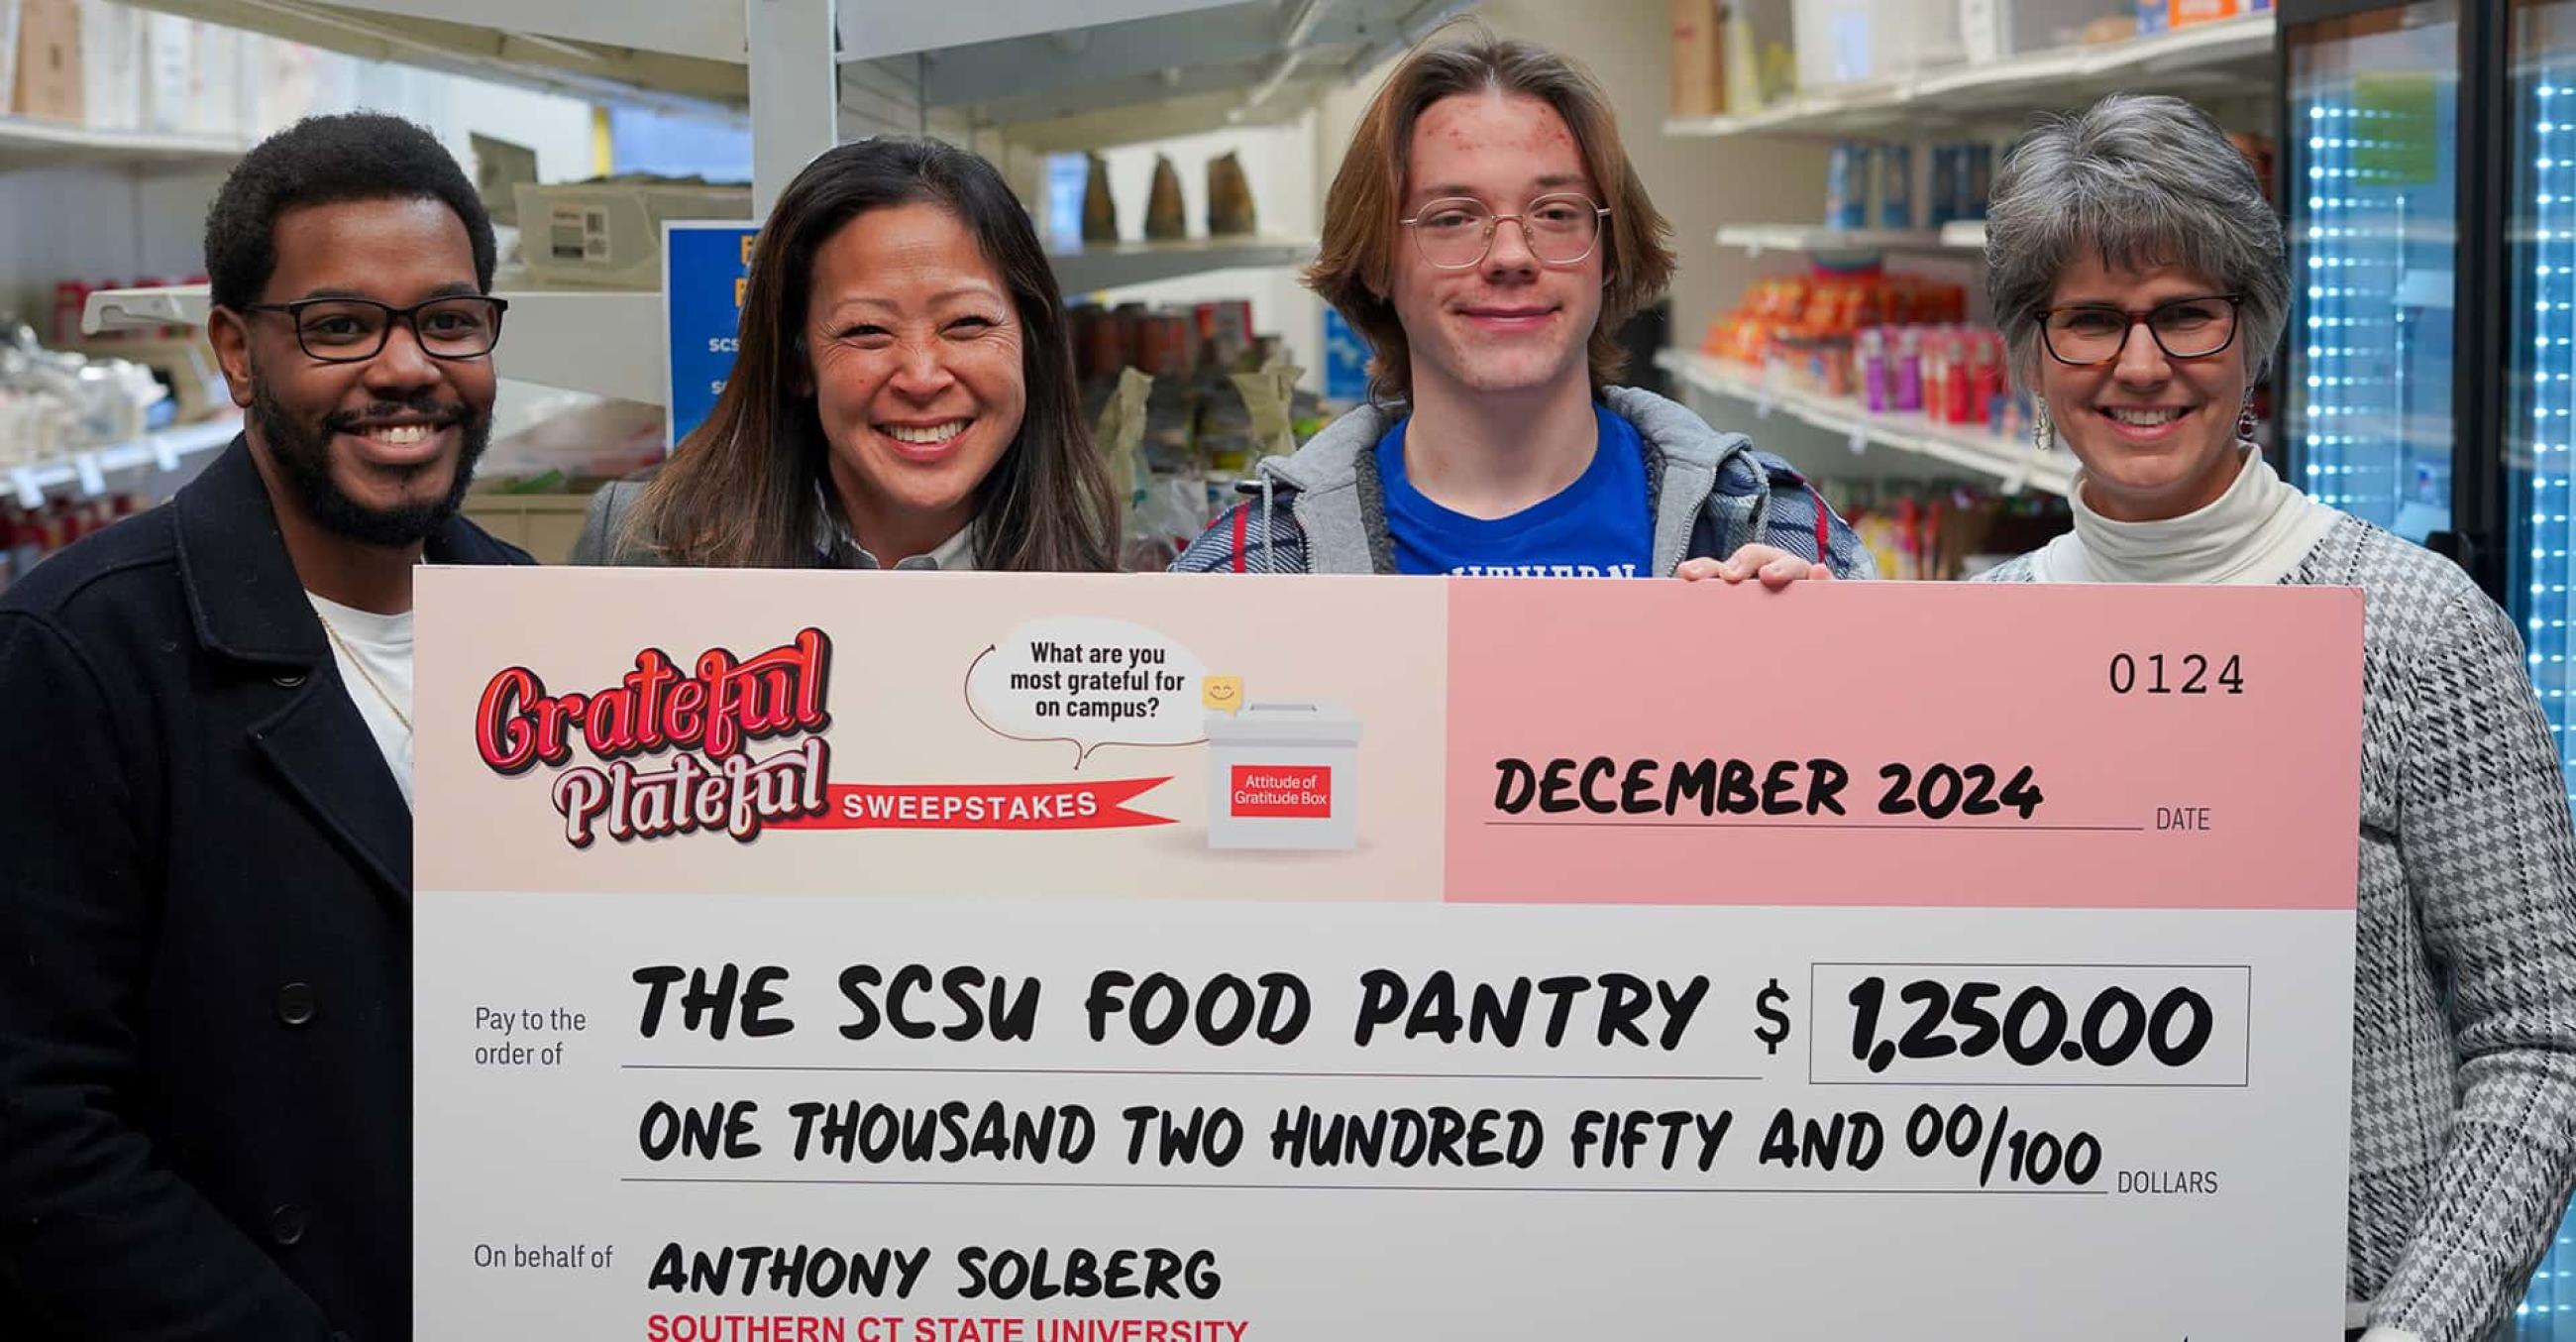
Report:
307,593,416,809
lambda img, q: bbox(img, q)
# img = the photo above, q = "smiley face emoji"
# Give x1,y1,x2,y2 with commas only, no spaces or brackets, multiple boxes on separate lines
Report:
1202,675,1244,714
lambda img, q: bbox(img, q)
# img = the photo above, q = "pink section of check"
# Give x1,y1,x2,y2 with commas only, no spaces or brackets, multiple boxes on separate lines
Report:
1443,581,2363,909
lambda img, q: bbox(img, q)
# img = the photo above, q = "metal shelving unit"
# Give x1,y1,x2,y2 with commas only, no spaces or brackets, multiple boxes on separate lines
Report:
78,0,1404,401
1657,349,2072,497
1713,225,1965,259
1664,14,2275,140
0,116,248,173
83,234,1325,403
5,416,241,508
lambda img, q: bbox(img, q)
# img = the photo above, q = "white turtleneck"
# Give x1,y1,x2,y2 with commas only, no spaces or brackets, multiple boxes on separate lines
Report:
2025,448,2409,1342
2025,446,2344,585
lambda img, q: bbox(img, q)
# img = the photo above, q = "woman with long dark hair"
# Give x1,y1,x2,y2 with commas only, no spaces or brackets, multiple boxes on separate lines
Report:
574,138,1120,571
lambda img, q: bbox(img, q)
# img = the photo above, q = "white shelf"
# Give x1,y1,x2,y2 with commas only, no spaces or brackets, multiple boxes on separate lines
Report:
1657,349,2072,497
6,417,240,507
1940,221,1986,251
120,0,1460,142
84,234,1317,400
1716,225,1967,258
900,0,1471,147
1664,15,2274,140
1053,237,1317,291
82,285,670,404
0,116,247,172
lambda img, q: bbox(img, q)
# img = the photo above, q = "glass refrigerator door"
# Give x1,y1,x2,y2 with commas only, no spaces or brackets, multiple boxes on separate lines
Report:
2510,0,2576,1328
2286,2,2460,544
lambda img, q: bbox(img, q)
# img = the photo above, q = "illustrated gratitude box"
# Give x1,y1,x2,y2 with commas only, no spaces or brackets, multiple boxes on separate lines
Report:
1204,700,1359,850
415,573,2361,1340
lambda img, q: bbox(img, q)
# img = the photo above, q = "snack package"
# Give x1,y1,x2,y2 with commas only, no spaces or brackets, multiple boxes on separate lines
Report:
1082,154,1120,243
1093,366,1154,515
1144,155,1188,241
1206,152,1257,237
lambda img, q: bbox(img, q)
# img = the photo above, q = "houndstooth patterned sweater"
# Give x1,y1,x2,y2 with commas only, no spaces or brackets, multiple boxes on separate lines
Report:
1984,513,2576,1342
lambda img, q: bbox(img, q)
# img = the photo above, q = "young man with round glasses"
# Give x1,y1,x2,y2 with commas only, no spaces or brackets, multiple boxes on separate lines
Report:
1175,29,1871,582
0,113,528,1340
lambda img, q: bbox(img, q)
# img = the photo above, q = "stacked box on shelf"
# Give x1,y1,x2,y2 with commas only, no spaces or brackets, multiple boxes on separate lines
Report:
140,11,239,140
77,0,138,130
1,0,20,117
1791,0,1963,90
10,0,79,123
1956,0,2140,65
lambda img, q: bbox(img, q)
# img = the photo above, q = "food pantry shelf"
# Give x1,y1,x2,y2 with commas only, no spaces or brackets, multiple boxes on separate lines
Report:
0,116,248,173
7,416,241,507
1051,237,1318,292
85,235,1322,402
82,285,672,404
1663,14,2274,140
1715,226,1967,258
1656,350,2073,497
115,0,1465,144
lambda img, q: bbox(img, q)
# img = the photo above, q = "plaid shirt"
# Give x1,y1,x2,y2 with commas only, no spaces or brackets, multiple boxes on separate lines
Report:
1987,515,2576,1342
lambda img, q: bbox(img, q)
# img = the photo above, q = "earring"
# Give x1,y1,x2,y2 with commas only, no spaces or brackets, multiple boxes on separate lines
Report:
2031,402,2053,453
2235,400,2258,442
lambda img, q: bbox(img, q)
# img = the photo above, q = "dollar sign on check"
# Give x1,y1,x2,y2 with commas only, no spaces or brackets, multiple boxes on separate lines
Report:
1753,978,1791,1056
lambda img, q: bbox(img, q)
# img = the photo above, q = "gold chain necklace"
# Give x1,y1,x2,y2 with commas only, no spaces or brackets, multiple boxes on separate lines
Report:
315,613,413,735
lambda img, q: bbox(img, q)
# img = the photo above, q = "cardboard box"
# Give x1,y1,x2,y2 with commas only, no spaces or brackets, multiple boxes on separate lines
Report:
12,0,81,124
247,37,344,139
137,10,184,132
188,21,241,138
78,0,141,132
1670,0,1726,119
514,180,752,290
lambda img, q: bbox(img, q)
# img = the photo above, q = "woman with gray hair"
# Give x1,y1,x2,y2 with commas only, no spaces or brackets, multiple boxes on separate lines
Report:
1978,92,2576,1342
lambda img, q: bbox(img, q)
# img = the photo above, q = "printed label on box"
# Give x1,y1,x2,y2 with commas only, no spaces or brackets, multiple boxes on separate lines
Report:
1230,765,1332,818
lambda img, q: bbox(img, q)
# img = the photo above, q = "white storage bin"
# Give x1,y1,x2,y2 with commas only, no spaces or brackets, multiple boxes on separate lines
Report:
1957,0,2136,64
77,0,140,132
1793,0,1965,88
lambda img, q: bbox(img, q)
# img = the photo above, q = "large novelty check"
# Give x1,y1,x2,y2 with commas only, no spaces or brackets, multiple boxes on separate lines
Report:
415,571,2360,1341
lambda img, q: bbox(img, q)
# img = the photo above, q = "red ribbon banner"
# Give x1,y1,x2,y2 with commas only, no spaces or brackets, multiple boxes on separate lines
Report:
774,778,1173,831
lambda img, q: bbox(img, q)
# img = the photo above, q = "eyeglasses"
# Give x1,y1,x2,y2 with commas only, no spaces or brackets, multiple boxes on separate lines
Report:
1399,194,1610,270
240,295,510,364
2036,293,2243,367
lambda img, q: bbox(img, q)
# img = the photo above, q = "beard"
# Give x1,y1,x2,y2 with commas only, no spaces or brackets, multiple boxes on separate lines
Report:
249,372,490,548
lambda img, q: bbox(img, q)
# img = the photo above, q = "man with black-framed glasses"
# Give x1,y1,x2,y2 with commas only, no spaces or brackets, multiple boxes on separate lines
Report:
1175,28,1870,583
0,112,528,1341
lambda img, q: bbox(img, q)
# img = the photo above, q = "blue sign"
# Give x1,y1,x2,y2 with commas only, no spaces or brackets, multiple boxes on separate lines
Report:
1322,306,1372,406
664,222,760,450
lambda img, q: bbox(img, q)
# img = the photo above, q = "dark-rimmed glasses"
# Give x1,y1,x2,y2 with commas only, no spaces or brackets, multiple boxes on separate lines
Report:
240,295,510,364
1399,194,1610,270
2036,293,2243,367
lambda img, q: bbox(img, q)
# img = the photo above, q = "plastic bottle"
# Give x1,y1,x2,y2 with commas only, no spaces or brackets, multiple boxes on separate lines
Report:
1944,331,1974,424
1893,327,1924,412
1878,144,1913,231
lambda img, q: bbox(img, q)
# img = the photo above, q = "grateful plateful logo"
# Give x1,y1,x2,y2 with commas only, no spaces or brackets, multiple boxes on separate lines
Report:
474,629,834,847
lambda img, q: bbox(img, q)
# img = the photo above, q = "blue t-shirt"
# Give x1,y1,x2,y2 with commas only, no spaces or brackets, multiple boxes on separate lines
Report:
1377,404,1655,577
